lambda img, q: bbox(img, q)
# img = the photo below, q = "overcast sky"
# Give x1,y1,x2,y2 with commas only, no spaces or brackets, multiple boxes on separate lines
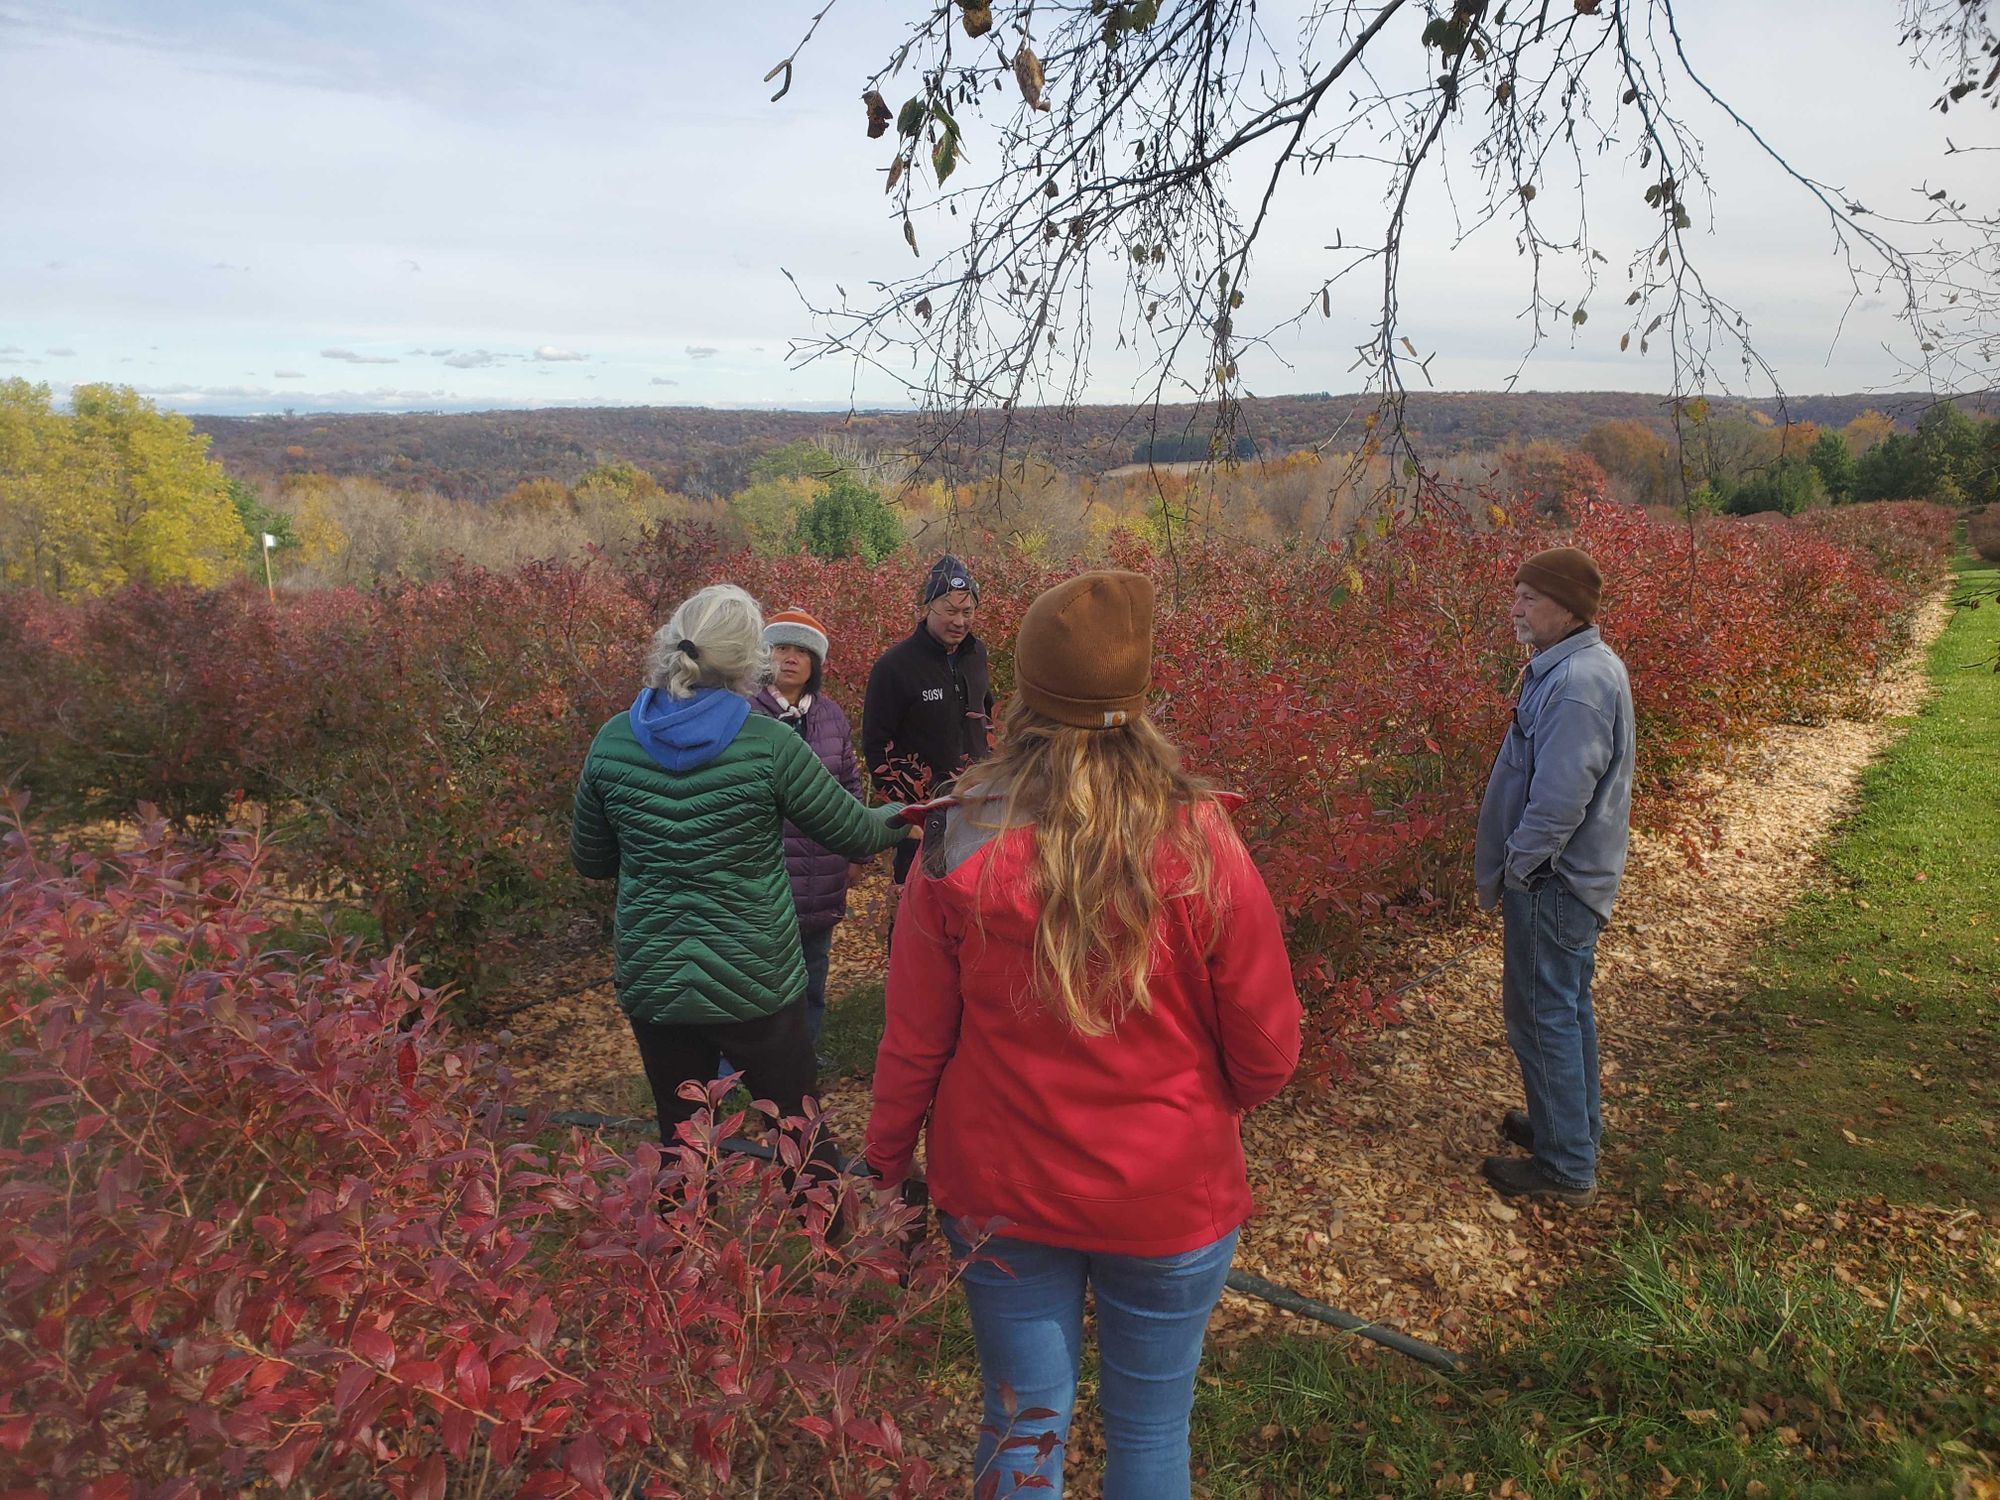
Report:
1,0,1989,416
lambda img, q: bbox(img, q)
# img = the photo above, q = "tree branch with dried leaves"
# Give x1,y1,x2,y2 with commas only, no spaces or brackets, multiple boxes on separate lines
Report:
776,0,1996,505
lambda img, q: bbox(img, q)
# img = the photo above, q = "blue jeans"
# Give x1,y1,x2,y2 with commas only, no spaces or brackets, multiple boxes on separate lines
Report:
943,1224,1238,1500
1501,877,1605,1189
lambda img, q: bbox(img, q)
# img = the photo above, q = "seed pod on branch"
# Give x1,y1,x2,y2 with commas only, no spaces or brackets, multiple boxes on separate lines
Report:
1014,45,1050,111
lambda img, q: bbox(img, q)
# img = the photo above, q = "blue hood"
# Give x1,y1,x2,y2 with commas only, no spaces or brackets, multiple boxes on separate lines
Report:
628,686,751,772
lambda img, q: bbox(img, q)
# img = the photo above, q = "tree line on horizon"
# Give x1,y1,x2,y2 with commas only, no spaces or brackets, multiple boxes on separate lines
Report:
184,389,1968,505
4,378,1998,600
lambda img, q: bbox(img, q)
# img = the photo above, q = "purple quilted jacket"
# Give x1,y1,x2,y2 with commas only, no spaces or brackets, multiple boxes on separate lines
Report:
750,687,864,933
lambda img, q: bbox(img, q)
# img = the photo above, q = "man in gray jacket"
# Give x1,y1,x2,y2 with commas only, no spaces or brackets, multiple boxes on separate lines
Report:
1474,546,1634,1206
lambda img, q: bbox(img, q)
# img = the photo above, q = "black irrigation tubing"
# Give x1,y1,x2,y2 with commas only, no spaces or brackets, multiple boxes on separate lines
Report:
1221,1270,1467,1375
502,1105,1472,1375
474,980,612,1029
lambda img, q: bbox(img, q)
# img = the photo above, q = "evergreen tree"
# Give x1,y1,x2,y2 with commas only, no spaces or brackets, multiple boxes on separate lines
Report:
793,475,904,562
1852,433,1929,503
1805,429,1857,503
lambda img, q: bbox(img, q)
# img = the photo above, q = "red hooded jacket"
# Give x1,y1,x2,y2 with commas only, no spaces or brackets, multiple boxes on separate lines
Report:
864,802,1302,1256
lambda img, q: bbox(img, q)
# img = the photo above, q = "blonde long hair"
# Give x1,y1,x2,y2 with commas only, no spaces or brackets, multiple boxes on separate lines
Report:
955,697,1229,1036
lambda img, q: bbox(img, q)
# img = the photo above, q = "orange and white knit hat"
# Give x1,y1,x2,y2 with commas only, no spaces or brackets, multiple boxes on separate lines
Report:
764,607,830,663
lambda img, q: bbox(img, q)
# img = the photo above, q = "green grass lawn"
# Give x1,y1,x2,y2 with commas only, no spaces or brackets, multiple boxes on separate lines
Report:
821,978,888,1080
1191,560,2000,1498
1658,559,2000,1207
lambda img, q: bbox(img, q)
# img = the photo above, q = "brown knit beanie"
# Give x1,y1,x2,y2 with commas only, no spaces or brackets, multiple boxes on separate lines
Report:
1014,570,1155,729
1515,547,1603,623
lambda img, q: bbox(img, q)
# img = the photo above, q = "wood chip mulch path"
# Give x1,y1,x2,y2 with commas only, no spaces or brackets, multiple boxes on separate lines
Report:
481,596,1954,1491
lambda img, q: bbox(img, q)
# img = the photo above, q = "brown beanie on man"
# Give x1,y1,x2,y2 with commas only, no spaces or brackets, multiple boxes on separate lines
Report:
1014,570,1155,729
1515,547,1603,623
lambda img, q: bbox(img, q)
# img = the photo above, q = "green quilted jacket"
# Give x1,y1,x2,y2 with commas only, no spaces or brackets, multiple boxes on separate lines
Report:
570,703,906,1026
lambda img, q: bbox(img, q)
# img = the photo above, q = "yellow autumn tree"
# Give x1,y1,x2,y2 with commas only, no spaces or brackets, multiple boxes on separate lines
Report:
0,382,248,598
277,473,350,573
494,477,574,519
0,379,98,595
726,474,820,555
1842,409,1898,455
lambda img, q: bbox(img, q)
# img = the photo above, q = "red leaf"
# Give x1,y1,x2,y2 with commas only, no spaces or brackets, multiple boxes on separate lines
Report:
441,1404,474,1461
411,1452,446,1500
399,1358,444,1394
332,1363,373,1415
490,1420,523,1468
563,1431,607,1492
294,1229,351,1258
453,1341,491,1408
265,1430,316,1488
351,1327,396,1369
524,1297,558,1353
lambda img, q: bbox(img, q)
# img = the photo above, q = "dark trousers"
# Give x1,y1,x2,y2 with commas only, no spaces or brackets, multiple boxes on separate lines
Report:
799,925,834,1043
629,1000,838,1177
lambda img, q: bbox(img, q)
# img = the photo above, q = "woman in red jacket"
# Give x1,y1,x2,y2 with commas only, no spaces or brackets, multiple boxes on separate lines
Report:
865,570,1302,1500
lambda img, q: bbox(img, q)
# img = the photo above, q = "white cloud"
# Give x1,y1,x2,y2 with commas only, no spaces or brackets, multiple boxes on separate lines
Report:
321,348,398,364
533,345,588,362
274,369,305,378
134,383,280,400
46,347,77,357
650,376,679,386
443,349,499,368
140,383,455,408
210,261,250,272
3,0,1967,412
0,345,22,355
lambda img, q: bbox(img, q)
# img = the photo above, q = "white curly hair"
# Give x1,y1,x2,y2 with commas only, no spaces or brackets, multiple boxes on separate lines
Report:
645,583,771,699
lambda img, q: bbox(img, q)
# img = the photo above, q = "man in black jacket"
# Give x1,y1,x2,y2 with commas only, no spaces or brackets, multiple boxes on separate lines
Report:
863,554,994,883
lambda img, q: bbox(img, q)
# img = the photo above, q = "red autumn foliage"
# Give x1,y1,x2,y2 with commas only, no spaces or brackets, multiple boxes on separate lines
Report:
0,501,1952,1051
0,804,956,1498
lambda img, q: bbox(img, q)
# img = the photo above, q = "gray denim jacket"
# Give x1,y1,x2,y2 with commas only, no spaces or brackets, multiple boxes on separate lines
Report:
1474,626,1635,919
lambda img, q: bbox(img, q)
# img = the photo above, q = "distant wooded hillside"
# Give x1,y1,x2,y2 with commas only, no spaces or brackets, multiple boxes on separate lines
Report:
192,391,1945,503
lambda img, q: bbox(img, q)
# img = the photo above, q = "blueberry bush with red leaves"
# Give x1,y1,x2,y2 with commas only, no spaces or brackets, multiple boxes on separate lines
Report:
0,501,1952,1044
1798,499,1957,597
0,802,958,1499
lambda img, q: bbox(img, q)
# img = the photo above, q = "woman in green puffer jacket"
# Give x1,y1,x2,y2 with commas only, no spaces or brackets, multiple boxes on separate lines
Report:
570,583,909,1154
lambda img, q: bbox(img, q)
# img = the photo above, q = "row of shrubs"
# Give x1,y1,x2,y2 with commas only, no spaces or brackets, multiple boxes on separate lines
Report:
0,498,1958,1495
0,500,1956,1043
0,806,957,1495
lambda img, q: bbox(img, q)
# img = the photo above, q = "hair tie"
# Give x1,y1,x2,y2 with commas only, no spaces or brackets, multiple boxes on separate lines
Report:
677,638,701,661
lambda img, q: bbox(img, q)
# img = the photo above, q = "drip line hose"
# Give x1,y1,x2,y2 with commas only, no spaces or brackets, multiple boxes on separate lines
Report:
502,1105,1470,1375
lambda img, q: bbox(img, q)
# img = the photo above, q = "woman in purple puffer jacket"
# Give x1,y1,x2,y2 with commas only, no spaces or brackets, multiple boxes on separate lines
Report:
750,607,864,1046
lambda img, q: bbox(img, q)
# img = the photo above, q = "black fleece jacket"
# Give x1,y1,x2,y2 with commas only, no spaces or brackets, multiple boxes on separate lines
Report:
861,622,994,805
